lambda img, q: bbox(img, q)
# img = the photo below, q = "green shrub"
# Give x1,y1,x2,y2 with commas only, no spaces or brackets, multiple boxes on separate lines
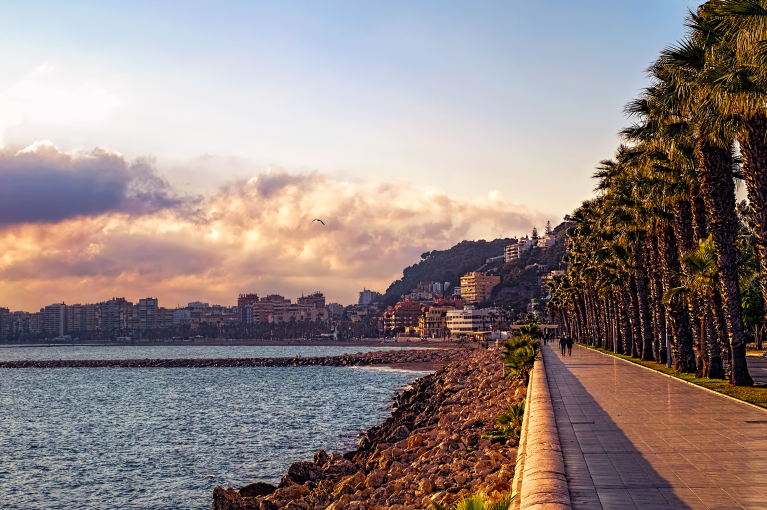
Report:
502,334,540,386
481,399,525,445
430,493,515,510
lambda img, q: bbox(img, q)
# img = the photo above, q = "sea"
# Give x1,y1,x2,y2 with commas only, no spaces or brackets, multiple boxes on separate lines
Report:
0,345,429,509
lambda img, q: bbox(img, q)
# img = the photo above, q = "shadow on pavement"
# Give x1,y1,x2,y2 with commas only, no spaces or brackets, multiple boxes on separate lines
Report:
543,344,694,510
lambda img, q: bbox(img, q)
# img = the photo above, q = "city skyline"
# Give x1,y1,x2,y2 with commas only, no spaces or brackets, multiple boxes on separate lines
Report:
0,1,700,310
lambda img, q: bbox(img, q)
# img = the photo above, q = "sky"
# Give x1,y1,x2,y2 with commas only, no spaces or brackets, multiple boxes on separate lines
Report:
0,0,700,310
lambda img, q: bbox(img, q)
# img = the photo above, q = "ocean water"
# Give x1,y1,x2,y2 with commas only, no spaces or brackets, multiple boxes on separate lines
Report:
0,347,429,509
0,344,420,362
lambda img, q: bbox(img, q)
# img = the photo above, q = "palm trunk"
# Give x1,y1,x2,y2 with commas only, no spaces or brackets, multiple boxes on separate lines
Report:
741,112,767,329
631,238,656,361
713,288,731,379
629,275,641,357
649,232,666,362
699,140,753,386
673,199,704,375
705,295,725,379
619,288,632,355
659,223,696,372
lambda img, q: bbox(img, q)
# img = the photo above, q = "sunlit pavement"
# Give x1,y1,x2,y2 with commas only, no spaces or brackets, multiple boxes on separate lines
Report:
746,356,767,386
543,343,767,509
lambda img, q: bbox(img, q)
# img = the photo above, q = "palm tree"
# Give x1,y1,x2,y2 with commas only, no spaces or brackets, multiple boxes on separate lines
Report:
653,18,753,385
664,235,727,379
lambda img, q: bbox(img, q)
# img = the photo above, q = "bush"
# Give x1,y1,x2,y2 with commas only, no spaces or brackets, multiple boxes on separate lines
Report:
502,334,540,386
481,399,525,445
430,492,515,510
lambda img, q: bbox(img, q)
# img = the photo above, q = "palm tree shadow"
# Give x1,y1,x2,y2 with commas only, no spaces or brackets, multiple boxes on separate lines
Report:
543,344,694,509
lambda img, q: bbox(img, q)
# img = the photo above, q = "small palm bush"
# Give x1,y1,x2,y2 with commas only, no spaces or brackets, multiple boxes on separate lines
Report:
482,399,525,445
430,493,515,510
503,334,540,386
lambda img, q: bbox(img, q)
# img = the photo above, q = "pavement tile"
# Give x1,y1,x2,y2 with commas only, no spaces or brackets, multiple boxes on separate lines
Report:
544,344,767,510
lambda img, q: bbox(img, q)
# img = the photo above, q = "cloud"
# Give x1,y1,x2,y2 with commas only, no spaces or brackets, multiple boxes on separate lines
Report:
0,141,187,225
0,148,551,310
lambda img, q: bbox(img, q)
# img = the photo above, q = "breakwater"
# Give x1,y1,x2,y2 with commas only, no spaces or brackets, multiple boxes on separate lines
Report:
212,347,524,510
0,348,462,369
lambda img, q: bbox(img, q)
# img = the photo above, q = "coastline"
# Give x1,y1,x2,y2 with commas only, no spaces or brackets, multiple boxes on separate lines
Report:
212,346,523,510
0,348,467,369
0,339,463,349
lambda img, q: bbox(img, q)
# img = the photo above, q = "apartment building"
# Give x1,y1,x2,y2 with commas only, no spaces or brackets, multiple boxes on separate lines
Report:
297,292,325,309
504,236,534,262
459,272,501,303
139,298,159,330
44,303,68,336
446,306,496,336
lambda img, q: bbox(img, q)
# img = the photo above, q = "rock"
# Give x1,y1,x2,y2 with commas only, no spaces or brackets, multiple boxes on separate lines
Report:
314,450,330,466
366,469,386,489
240,482,277,498
272,484,311,501
387,425,410,443
287,461,325,484
419,478,434,494
211,486,260,510
259,501,278,510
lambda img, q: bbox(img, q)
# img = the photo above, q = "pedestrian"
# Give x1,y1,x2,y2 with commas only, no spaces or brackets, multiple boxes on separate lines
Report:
559,335,567,355
566,336,574,356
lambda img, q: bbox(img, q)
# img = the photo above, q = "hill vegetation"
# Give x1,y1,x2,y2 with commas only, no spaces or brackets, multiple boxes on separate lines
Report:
380,222,571,312
380,238,514,306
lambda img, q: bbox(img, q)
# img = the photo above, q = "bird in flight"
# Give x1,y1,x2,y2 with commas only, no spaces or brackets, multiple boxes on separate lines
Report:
313,219,325,225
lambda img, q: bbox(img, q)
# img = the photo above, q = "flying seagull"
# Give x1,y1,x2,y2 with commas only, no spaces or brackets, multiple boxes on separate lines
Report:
313,219,325,225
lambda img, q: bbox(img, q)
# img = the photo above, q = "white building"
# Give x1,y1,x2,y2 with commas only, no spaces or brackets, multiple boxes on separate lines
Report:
537,234,558,249
173,308,192,325
359,288,380,305
446,306,496,335
504,236,534,262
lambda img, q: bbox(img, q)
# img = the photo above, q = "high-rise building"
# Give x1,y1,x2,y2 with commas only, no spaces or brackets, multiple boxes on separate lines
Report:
67,304,86,332
297,292,325,309
139,298,159,330
85,304,100,331
0,307,10,341
459,272,501,303
101,298,133,331
44,303,68,336
30,311,45,335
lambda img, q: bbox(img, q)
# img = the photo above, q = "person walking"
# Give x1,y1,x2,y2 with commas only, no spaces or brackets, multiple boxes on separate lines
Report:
559,335,567,355
566,336,574,356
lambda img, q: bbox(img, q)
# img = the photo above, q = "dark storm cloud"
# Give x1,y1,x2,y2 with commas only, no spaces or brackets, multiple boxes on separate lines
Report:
0,143,185,226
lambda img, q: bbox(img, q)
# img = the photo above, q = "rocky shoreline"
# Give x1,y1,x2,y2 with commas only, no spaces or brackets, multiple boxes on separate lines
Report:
0,348,463,369
212,347,524,510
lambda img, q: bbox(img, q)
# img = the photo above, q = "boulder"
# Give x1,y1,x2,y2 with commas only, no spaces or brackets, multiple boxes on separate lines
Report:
286,461,325,484
365,469,386,489
211,486,260,510
239,482,276,498
387,425,410,443
271,484,311,501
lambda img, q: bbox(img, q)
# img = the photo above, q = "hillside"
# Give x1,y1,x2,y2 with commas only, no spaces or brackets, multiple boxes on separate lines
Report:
380,221,572,318
380,238,514,306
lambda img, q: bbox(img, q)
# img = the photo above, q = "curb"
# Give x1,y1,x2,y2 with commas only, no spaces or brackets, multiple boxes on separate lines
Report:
582,344,767,415
511,348,571,510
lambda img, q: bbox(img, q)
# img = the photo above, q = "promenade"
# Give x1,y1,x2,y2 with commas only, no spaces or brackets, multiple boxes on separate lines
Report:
543,343,767,509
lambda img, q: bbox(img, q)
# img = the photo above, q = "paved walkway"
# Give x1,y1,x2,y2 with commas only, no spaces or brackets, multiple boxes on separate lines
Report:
543,343,767,509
